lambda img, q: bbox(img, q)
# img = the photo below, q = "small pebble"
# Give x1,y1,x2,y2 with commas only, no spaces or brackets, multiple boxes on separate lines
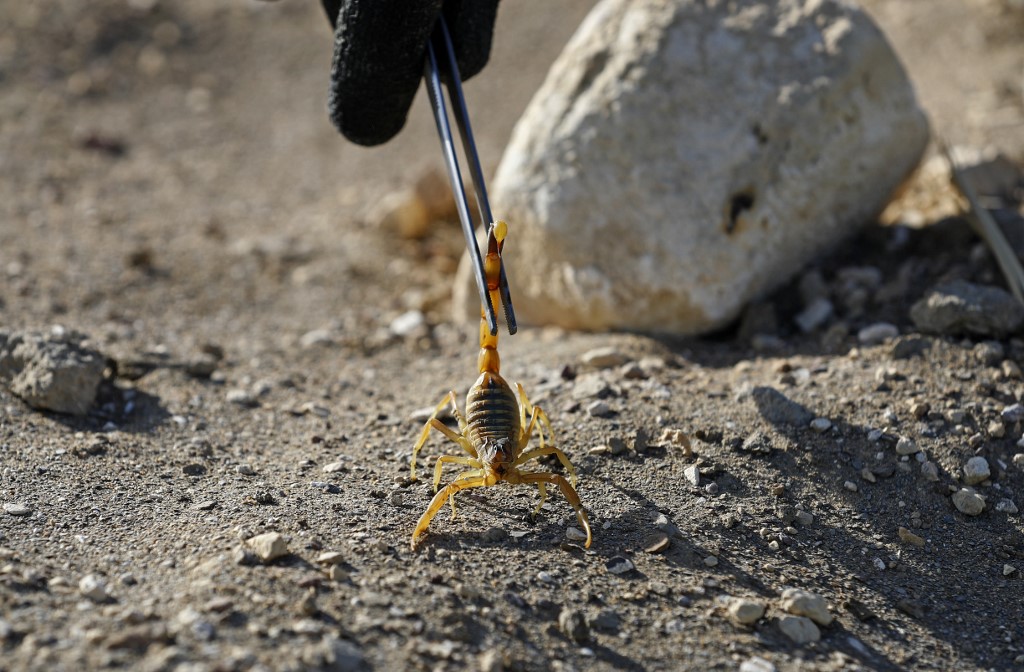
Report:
897,599,925,619
860,468,877,483
779,588,833,626
3,502,31,517
683,464,700,486
727,598,766,626
1014,453,1024,468
658,428,692,457
794,298,834,333
768,540,780,551
586,400,612,418
580,347,629,369
844,481,858,492
794,510,814,526
1002,360,1023,379
481,528,509,544
620,362,647,379
226,389,257,407
963,456,990,485
873,557,886,571
565,527,588,542
558,607,590,643
79,574,109,602
478,650,502,672
316,552,344,565
236,464,256,476
322,462,346,473
608,437,628,455
389,310,426,337
537,571,556,584
591,610,622,634
895,437,918,456
857,322,898,345
777,615,820,644
988,421,1006,439
643,532,670,554
703,555,719,568
995,499,1018,514
973,340,1005,365
909,401,930,419
897,527,925,547
740,657,777,672
921,461,940,481
1002,403,1024,423
1004,564,1018,576
246,532,289,563
606,557,635,575
951,488,986,516
809,417,832,433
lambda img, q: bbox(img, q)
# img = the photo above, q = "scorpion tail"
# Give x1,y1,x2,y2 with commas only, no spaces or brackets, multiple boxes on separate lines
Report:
477,221,507,374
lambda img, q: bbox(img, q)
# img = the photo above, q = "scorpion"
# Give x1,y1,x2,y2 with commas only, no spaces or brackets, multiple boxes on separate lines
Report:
409,220,592,550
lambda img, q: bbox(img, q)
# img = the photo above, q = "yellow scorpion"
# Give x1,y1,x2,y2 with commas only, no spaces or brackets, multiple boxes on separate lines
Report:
409,221,592,550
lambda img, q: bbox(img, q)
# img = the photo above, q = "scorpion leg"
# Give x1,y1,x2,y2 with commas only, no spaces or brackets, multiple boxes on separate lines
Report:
514,445,578,488
531,482,548,517
517,383,557,449
434,465,481,522
411,474,488,550
433,456,480,493
514,470,592,549
411,392,476,481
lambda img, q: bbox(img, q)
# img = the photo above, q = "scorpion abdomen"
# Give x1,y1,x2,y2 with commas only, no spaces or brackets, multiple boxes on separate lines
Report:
465,372,519,450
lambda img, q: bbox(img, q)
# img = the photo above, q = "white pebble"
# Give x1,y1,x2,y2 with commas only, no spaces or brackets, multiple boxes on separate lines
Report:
565,527,588,542
389,310,426,337
857,322,899,345
895,437,918,456
777,615,820,644
79,574,109,602
809,417,832,433
963,456,990,485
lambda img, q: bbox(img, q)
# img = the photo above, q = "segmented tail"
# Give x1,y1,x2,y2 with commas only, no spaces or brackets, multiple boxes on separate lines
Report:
477,221,507,374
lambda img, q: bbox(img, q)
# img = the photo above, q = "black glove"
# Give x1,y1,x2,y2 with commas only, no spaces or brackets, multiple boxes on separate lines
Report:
321,0,500,146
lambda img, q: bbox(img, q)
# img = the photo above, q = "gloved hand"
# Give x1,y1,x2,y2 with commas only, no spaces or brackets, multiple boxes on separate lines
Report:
321,0,501,146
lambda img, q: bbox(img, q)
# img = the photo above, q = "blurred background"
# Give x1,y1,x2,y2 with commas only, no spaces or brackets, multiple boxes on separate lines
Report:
0,0,1021,347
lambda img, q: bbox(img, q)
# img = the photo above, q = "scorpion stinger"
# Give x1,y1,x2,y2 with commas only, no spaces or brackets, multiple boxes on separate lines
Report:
409,221,591,550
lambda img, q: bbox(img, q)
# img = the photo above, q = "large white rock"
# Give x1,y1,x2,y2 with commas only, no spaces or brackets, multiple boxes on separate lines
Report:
455,0,928,333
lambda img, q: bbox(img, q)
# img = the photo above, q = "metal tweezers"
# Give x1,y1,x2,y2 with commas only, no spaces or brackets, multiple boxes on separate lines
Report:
423,16,516,336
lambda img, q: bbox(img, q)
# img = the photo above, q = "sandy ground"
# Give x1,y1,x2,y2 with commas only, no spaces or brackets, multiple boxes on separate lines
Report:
1,1,1023,671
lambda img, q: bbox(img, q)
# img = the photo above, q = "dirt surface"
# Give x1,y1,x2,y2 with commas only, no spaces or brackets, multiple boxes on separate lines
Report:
2,1,1024,671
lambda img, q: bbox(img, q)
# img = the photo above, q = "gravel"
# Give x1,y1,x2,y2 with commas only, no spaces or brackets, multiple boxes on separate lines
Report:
2,4,1022,670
